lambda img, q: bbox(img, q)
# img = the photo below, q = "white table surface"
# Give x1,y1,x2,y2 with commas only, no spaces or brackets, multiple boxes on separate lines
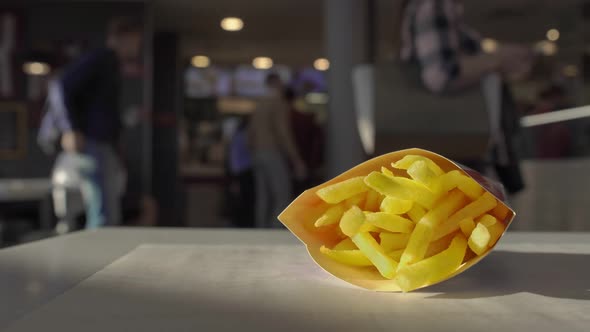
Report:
0,228,588,331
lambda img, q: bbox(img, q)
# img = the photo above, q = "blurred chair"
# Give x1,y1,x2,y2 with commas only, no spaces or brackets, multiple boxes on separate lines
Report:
353,63,490,161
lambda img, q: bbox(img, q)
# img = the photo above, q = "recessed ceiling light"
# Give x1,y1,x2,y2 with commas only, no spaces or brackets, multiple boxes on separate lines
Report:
22,61,50,75
313,58,330,71
546,28,560,42
191,55,210,68
481,38,498,53
221,17,244,31
252,57,273,69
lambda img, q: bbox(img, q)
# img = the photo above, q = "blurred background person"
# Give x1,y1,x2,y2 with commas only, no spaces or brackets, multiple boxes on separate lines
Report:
400,0,532,92
227,115,255,228
399,0,533,193
48,17,142,228
248,73,306,228
286,86,324,194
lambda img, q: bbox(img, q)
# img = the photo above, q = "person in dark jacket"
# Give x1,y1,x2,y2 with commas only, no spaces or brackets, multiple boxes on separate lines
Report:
58,17,142,227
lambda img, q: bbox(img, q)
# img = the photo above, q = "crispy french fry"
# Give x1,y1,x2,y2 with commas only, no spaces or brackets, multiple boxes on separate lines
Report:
339,206,365,237
364,190,383,212
394,177,442,208
399,191,467,267
352,232,398,279
438,170,484,199
333,238,357,250
456,176,485,200
381,166,394,178
491,204,509,221
317,177,368,204
380,196,413,215
434,192,498,241
438,170,462,192
359,223,381,233
477,214,497,227
320,246,373,266
407,160,440,191
314,204,346,227
379,233,410,252
487,220,505,247
468,223,491,256
459,218,476,237
392,155,445,176
425,232,456,258
389,249,404,262
365,212,415,233
364,172,438,209
395,234,468,292
407,204,426,223
344,192,367,208
398,222,431,267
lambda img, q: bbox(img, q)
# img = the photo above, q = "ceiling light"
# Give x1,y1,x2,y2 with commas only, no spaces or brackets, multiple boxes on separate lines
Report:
563,65,578,77
546,28,560,42
313,58,330,71
191,55,210,68
481,38,498,53
23,61,50,75
252,57,273,70
220,17,244,31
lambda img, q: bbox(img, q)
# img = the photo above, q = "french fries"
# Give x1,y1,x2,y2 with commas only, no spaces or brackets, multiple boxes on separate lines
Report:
407,204,426,223
365,212,414,233
380,196,413,215
316,177,368,204
482,214,506,247
352,232,398,279
467,223,491,256
433,192,498,241
320,246,373,266
459,218,476,237
364,172,439,209
333,238,357,250
314,204,346,227
379,233,410,252
398,190,467,267
339,206,365,237
282,152,512,292
395,234,468,292
364,190,383,212
392,155,444,176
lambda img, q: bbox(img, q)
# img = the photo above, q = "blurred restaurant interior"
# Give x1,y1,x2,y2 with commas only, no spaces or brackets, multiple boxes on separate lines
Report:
0,0,589,247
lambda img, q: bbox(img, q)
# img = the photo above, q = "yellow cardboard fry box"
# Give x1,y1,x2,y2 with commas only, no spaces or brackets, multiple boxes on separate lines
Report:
278,148,515,292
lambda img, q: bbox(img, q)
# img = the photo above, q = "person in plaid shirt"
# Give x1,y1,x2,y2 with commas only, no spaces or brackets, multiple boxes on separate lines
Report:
399,0,532,193
400,0,532,93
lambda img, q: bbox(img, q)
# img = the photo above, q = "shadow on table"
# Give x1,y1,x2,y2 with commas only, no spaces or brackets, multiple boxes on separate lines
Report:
422,250,590,300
